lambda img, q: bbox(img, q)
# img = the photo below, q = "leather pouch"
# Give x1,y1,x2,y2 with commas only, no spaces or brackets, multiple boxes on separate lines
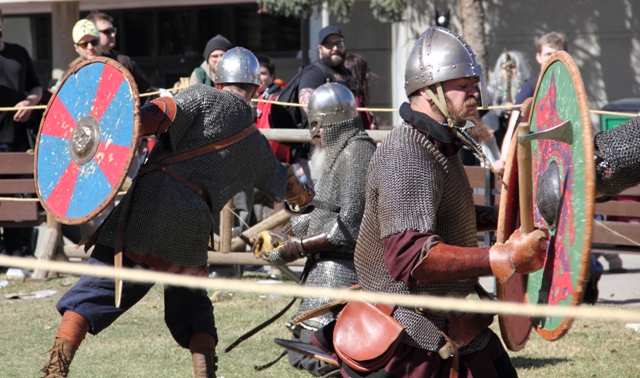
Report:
333,301,405,373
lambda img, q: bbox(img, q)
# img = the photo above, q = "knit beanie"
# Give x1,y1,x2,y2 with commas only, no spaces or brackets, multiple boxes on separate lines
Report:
203,35,233,60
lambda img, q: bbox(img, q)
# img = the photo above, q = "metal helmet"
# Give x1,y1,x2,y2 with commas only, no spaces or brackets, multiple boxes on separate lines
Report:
308,83,358,135
404,26,487,108
214,47,261,86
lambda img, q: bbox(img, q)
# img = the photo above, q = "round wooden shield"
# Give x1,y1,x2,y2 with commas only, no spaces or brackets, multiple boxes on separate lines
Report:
496,98,532,352
35,57,140,225
526,51,595,341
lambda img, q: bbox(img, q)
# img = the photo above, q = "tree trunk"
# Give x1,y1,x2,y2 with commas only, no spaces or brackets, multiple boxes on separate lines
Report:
460,0,487,77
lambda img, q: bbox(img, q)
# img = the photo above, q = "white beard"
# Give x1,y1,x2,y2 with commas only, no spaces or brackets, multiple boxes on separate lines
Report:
310,146,327,175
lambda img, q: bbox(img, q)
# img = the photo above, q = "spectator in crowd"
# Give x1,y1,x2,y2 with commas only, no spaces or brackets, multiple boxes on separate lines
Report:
481,50,531,173
344,53,377,130
189,34,233,87
256,55,289,163
72,19,102,64
253,55,287,224
515,31,568,105
86,11,151,96
297,25,354,185
0,9,43,260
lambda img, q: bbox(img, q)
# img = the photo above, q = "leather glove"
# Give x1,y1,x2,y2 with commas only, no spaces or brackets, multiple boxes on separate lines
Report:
283,165,315,208
489,228,549,283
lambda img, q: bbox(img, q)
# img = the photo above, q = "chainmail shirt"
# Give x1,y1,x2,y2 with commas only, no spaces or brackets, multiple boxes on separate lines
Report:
594,116,640,197
290,117,376,329
97,84,289,266
354,122,491,354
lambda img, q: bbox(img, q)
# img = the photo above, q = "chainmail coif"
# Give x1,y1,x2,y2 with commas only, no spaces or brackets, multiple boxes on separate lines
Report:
97,84,289,266
594,116,640,197
354,122,491,354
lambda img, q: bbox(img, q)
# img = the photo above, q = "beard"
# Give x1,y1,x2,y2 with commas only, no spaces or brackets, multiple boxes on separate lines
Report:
310,143,327,175
447,97,493,143
320,51,345,68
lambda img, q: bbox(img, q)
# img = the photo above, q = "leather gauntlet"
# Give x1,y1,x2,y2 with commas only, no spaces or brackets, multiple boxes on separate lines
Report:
411,239,492,284
489,228,549,283
283,165,315,208
139,97,177,137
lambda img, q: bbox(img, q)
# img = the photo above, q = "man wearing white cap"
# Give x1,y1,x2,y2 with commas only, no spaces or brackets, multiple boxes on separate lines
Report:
72,19,102,63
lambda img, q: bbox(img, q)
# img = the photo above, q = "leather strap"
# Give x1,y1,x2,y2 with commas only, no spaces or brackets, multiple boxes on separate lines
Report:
159,124,258,166
223,296,298,354
139,164,209,204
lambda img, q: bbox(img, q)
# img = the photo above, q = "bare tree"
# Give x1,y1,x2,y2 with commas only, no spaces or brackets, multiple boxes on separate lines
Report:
460,0,487,75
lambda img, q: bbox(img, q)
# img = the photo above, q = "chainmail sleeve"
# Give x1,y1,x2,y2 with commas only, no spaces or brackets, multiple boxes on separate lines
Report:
323,138,376,249
594,116,640,197
165,84,205,149
254,157,288,203
291,213,311,236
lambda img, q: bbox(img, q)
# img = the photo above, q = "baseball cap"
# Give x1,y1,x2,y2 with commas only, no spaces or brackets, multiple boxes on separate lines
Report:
318,25,344,45
72,19,99,44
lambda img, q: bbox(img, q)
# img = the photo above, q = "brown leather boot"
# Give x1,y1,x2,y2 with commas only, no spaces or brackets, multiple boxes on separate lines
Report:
41,338,77,378
192,349,217,378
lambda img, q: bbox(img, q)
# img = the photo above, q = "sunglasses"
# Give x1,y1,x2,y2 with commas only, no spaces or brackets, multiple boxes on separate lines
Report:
322,40,345,50
99,27,117,35
76,39,100,49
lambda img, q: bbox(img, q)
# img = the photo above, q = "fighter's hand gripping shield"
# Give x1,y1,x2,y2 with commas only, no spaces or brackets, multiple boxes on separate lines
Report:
496,51,595,350
35,57,140,225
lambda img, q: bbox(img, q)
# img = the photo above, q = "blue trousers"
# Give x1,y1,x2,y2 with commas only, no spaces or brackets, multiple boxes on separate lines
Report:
56,244,217,349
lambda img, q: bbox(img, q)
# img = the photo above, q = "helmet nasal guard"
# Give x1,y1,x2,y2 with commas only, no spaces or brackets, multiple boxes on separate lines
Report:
404,26,487,113
215,47,261,87
308,83,358,138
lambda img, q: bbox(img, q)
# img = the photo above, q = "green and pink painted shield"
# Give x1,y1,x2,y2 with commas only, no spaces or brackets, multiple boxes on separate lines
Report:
497,51,595,348
35,57,140,225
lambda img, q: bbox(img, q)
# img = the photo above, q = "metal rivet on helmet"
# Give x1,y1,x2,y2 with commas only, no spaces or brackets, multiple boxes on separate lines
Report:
214,47,261,87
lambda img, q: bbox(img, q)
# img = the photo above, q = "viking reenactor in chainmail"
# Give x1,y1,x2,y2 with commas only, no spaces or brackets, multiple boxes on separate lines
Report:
253,82,375,376
41,47,314,378
310,27,549,378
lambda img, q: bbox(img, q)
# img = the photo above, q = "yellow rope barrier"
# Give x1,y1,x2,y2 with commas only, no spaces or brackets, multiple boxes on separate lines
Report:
2,89,637,117
1,254,638,322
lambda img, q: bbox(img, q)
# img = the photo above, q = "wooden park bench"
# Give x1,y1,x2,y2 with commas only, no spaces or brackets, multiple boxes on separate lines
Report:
0,152,44,228
464,165,640,254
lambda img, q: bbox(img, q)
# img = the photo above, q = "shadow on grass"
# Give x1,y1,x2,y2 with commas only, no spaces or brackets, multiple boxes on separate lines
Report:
510,356,570,369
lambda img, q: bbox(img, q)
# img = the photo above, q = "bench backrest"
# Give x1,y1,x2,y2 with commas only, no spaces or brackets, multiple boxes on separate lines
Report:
0,152,39,223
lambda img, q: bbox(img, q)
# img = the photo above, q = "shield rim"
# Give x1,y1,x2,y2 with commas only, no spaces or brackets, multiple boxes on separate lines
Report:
496,98,533,352
527,51,595,341
34,56,140,225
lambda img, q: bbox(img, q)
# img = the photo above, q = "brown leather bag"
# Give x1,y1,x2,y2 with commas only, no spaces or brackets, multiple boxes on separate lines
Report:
333,301,405,373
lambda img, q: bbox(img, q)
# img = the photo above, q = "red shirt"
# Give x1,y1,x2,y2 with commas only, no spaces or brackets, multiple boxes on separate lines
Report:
256,86,290,163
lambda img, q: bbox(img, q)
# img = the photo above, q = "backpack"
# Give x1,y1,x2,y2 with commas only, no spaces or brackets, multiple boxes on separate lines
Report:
269,61,335,131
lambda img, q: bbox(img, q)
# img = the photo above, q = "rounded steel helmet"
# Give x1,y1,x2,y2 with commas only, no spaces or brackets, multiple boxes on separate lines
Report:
214,47,261,86
308,83,358,136
404,26,487,109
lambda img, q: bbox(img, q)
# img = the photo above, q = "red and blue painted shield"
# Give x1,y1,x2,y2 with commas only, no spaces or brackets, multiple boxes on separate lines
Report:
35,57,140,225
496,51,595,346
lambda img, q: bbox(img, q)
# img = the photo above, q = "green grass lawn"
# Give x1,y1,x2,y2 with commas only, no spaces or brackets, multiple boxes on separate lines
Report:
1,273,639,377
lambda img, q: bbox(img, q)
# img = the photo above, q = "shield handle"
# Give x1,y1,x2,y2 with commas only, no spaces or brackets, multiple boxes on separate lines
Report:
517,122,534,233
